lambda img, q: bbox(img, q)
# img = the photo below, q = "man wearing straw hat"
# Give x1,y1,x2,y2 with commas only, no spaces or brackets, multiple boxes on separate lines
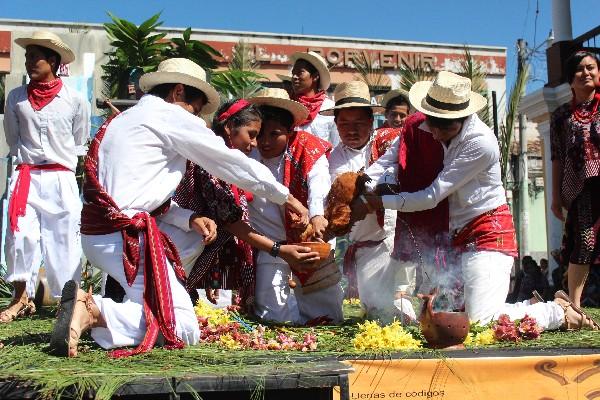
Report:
290,51,340,146
2,31,89,323
357,70,599,332
380,89,411,130
324,80,413,321
49,58,313,357
247,88,344,324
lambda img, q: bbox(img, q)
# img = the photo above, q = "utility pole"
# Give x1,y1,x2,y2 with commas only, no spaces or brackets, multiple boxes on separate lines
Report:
517,39,529,258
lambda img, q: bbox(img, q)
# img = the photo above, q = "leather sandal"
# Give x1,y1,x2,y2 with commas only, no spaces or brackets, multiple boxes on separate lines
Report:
50,281,97,357
0,298,36,323
554,291,600,331
531,290,544,304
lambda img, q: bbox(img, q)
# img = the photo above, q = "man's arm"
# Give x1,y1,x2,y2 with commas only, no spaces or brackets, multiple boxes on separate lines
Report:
162,108,290,205
72,94,91,147
381,136,494,212
364,137,399,191
3,91,19,157
307,154,330,239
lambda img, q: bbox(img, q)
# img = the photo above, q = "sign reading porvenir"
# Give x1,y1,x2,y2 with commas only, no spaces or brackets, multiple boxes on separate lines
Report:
204,41,506,75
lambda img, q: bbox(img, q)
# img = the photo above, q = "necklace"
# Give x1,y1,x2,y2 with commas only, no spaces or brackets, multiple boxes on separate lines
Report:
571,91,600,124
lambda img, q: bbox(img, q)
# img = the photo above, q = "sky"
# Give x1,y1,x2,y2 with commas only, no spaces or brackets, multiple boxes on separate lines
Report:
2,0,598,95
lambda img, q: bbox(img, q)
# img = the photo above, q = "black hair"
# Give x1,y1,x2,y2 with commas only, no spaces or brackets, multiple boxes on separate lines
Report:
565,50,600,84
212,99,262,139
148,82,208,104
259,105,295,131
425,114,468,129
333,107,374,120
294,59,321,91
385,95,409,113
33,45,61,75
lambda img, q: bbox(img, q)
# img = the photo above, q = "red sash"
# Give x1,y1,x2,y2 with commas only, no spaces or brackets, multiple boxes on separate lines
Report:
8,163,70,232
292,91,327,126
81,116,186,358
27,79,63,111
283,130,332,242
452,204,518,258
394,112,449,261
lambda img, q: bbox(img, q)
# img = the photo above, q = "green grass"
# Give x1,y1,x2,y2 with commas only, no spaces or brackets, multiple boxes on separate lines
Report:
0,300,598,399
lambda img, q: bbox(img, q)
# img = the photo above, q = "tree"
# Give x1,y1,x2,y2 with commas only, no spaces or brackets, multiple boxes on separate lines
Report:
459,46,491,127
102,13,222,100
499,57,529,187
210,40,266,99
102,12,170,99
352,51,389,94
163,27,220,70
397,65,435,93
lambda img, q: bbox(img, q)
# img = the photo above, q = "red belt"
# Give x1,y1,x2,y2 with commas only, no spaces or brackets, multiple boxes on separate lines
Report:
8,163,71,232
452,204,518,258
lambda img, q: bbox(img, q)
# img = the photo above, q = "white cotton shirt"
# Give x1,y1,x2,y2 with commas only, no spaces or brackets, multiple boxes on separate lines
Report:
365,114,506,232
248,149,330,265
298,97,340,147
3,84,90,171
329,138,396,242
96,94,289,232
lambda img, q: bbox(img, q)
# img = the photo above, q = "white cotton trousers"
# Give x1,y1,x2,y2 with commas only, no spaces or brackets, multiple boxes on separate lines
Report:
355,236,397,313
462,250,564,330
83,224,204,350
254,251,344,324
4,169,82,298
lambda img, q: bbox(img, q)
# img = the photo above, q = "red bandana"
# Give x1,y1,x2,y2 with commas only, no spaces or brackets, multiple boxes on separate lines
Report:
27,78,63,111
283,130,332,241
292,91,327,126
81,116,186,358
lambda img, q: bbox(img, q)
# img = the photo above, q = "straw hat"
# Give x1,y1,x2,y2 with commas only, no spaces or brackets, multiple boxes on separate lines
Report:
320,80,384,116
381,88,410,109
139,58,220,115
290,51,331,91
15,31,75,64
276,73,292,82
409,71,487,119
248,88,309,126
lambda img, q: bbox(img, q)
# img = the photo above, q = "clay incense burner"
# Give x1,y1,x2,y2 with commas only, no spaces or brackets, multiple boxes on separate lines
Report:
418,288,469,349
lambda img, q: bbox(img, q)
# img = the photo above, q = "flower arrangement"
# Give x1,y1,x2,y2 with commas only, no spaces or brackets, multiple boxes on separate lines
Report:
352,320,422,351
194,300,318,351
493,314,541,342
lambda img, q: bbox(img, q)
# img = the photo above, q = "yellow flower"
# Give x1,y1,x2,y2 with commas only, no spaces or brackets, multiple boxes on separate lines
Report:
353,320,421,351
465,328,496,347
474,329,496,346
464,332,474,345
343,298,361,305
219,333,241,349
194,299,232,327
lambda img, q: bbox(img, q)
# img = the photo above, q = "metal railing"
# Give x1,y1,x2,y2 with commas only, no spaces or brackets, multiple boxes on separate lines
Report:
573,25,600,55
